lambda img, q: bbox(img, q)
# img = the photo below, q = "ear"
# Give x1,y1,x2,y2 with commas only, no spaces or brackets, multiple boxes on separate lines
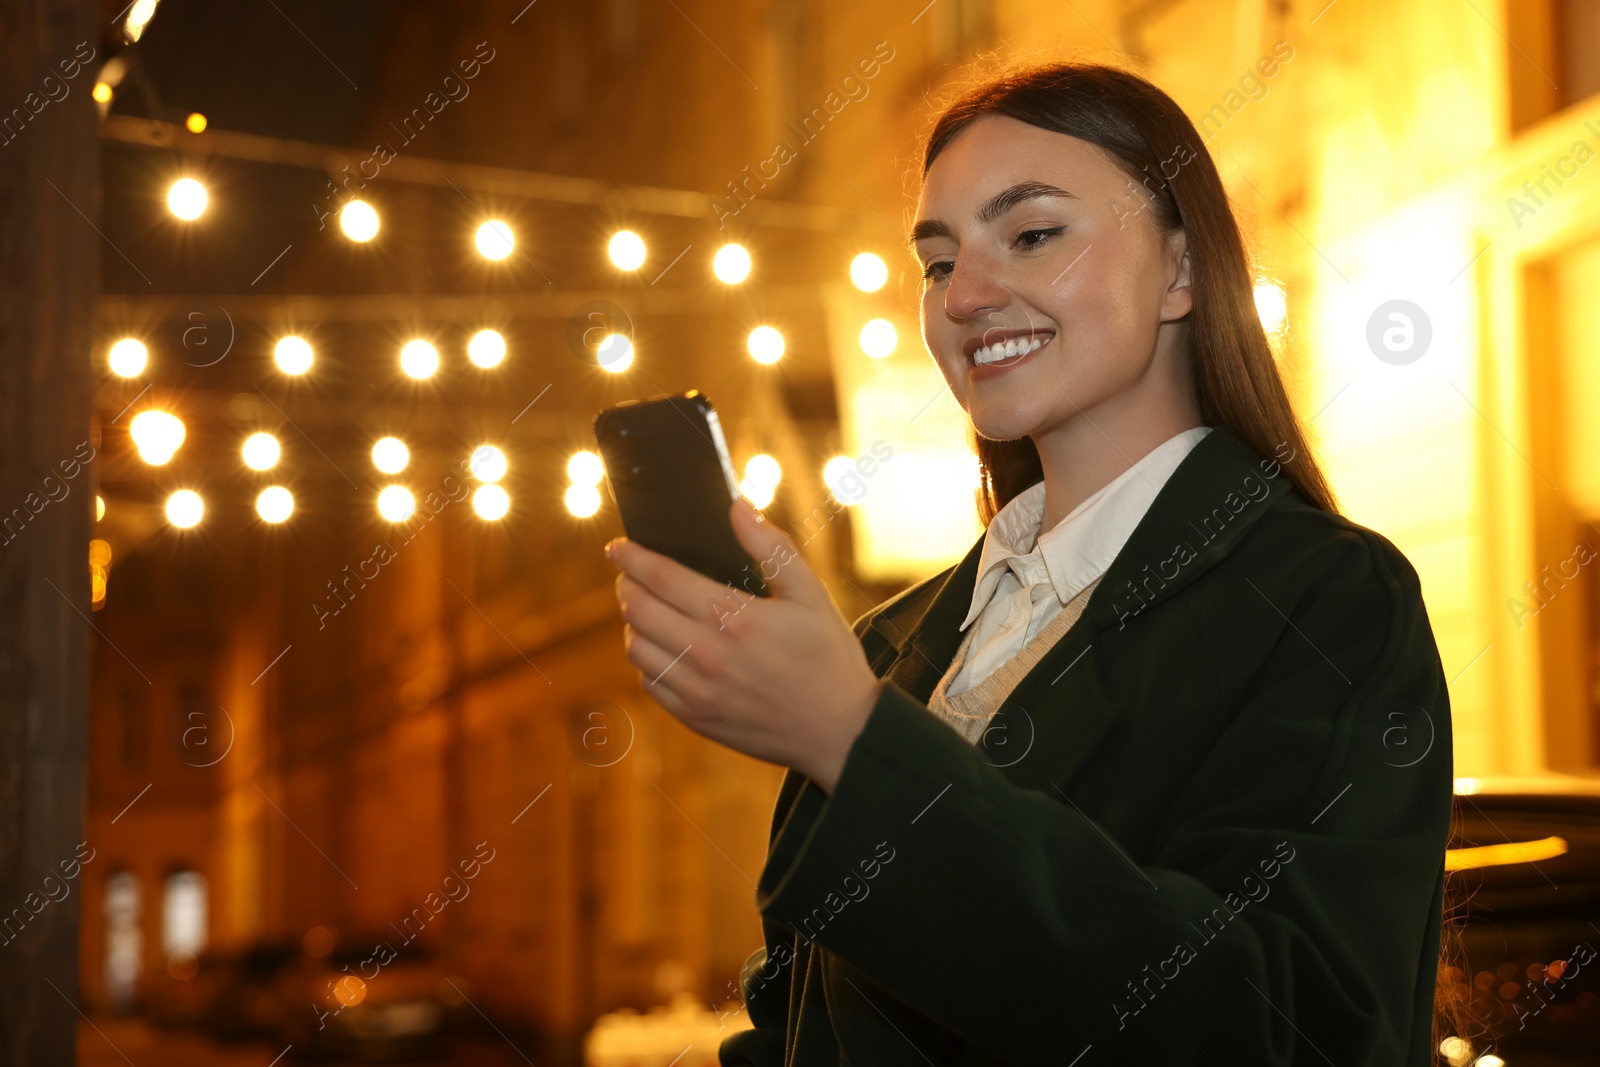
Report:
1159,228,1192,322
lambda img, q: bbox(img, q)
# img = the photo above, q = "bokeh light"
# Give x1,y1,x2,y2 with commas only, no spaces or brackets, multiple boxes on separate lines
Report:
274,336,313,375
165,489,203,528
166,178,207,221
712,243,751,284
377,485,416,522
242,432,280,471
130,410,185,465
340,200,380,242
371,437,409,474
469,445,507,483
567,451,604,485
184,112,207,134
850,252,888,292
474,220,514,260
401,339,439,379
747,326,784,364
608,230,647,270
598,334,633,373
467,329,506,368
473,484,510,520
859,318,897,359
256,486,294,523
564,483,601,517
109,338,147,378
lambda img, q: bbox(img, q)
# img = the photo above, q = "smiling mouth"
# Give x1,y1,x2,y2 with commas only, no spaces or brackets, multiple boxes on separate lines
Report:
971,333,1052,366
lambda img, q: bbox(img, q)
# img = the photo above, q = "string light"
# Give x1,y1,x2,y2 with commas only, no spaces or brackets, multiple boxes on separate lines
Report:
473,484,510,520
165,489,203,528
130,410,185,465
256,486,294,523
125,0,159,41
597,334,633,373
340,201,380,242
96,495,105,521
850,252,888,292
564,484,600,517
859,318,897,359
109,338,147,377
747,326,784,364
400,339,439,379
92,82,112,104
242,432,280,470
567,451,603,485
474,220,514,261
741,454,781,508
712,243,751,284
185,112,207,134
377,485,415,522
371,437,409,474
274,336,313,375
167,178,207,221
467,329,506,368
608,231,647,270
469,445,507,483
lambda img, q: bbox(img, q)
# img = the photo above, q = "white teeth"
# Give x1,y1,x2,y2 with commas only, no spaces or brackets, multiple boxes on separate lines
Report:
972,336,1047,366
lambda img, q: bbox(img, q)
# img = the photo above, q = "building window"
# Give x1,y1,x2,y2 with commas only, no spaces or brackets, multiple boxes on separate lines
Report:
161,869,208,964
103,870,142,1011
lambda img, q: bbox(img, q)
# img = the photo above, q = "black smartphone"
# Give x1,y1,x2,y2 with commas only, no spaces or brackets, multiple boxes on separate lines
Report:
593,391,771,597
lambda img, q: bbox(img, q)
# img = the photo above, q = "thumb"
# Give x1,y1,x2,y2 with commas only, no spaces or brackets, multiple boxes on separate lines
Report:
730,497,830,608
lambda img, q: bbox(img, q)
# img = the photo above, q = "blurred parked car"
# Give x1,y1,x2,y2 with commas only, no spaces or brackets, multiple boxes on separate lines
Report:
1439,774,1600,1066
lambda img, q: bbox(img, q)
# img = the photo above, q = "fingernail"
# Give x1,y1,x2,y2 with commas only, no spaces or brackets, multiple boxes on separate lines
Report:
604,539,618,559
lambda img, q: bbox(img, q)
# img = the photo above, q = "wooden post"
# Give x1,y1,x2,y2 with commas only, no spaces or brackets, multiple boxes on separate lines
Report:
0,1,99,1063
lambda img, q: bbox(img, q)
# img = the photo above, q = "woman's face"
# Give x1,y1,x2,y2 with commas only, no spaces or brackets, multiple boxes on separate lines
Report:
913,114,1194,444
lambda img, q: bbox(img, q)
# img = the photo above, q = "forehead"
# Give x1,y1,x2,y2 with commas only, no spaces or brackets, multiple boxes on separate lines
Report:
917,114,1126,215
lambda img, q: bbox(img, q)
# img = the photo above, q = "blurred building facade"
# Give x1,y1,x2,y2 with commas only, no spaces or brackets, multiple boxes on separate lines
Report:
74,0,1600,1057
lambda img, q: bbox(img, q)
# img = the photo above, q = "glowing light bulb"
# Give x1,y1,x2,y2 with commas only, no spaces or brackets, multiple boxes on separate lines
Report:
130,410,185,465
242,432,280,471
109,338,147,378
340,200,379,242
859,318,897,359
567,451,603,486
371,437,409,474
274,336,313,375
850,252,888,292
184,112,207,134
469,445,507,483
92,82,113,104
165,489,203,528
167,178,207,221
377,485,415,522
400,339,439,379
712,243,751,284
565,483,601,517
608,230,647,271
467,329,506,368
256,486,293,523
473,484,510,520
597,334,633,373
475,220,514,260
747,326,784,364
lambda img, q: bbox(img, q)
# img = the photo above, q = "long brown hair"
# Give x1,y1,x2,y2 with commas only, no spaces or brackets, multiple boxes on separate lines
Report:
920,60,1469,1062
919,61,1339,524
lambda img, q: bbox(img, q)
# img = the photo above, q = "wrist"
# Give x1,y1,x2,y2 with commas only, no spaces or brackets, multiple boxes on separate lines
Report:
805,677,883,795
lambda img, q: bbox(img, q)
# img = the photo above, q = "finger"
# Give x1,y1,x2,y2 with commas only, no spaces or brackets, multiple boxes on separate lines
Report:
617,572,712,652
728,498,833,609
611,537,755,624
622,623,695,700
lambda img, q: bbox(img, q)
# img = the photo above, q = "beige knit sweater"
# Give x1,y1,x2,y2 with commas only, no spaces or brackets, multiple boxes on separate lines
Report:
926,573,1105,746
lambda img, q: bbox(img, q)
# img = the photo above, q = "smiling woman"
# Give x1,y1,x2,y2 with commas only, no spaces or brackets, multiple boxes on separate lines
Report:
606,60,1457,1067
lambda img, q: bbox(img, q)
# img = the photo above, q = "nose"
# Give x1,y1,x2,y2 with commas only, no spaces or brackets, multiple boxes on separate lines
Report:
941,249,1011,323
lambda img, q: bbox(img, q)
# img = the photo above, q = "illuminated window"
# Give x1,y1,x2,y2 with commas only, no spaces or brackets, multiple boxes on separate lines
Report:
162,870,208,961
104,871,143,1011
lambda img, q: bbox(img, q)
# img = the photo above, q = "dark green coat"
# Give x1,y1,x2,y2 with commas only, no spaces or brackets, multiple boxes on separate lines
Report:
718,425,1453,1066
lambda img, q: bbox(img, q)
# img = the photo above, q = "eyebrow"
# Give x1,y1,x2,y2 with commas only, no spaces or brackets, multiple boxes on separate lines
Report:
910,181,1078,245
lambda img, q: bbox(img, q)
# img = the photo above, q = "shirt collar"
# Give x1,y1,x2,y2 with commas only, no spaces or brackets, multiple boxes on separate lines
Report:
958,426,1214,631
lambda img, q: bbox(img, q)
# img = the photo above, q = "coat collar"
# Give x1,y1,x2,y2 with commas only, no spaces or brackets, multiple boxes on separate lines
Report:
863,423,1300,791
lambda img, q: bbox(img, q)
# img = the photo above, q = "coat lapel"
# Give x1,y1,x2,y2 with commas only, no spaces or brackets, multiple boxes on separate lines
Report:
861,426,1300,792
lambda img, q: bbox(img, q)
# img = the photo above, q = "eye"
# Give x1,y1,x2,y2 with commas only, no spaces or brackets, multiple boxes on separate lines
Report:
921,259,954,282
1016,226,1066,250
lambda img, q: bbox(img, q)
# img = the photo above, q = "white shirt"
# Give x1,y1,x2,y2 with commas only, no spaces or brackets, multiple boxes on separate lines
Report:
946,426,1214,696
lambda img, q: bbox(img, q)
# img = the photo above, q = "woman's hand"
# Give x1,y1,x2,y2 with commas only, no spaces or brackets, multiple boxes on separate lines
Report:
606,497,883,793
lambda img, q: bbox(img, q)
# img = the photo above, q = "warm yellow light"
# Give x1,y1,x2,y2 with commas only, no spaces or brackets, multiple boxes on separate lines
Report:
850,252,888,293
165,489,203,528
472,484,510,520
467,329,506,368
741,480,776,509
130,410,185,465
371,437,409,474
274,336,313,375
564,483,601,518
1445,836,1568,872
256,486,294,523
712,243,751,284
469,445,507,483
125,0,158,40
859,318,897,359
608,230,647,271
166,178,207,221
377,485,416,522
109,338,148,378
747,326,784,364
1254,280,1288,337
95,495,105,521
242,432,280,471
822,456,858,502
744,454,781,491
184,112,207,134
333,975,366,1008
340,200,380,242
474,220,514,261
400,339,439,379
567,451,604,486
597,334,633,373
1452,777,1480,795
92,82,113,104
89,539,112,568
